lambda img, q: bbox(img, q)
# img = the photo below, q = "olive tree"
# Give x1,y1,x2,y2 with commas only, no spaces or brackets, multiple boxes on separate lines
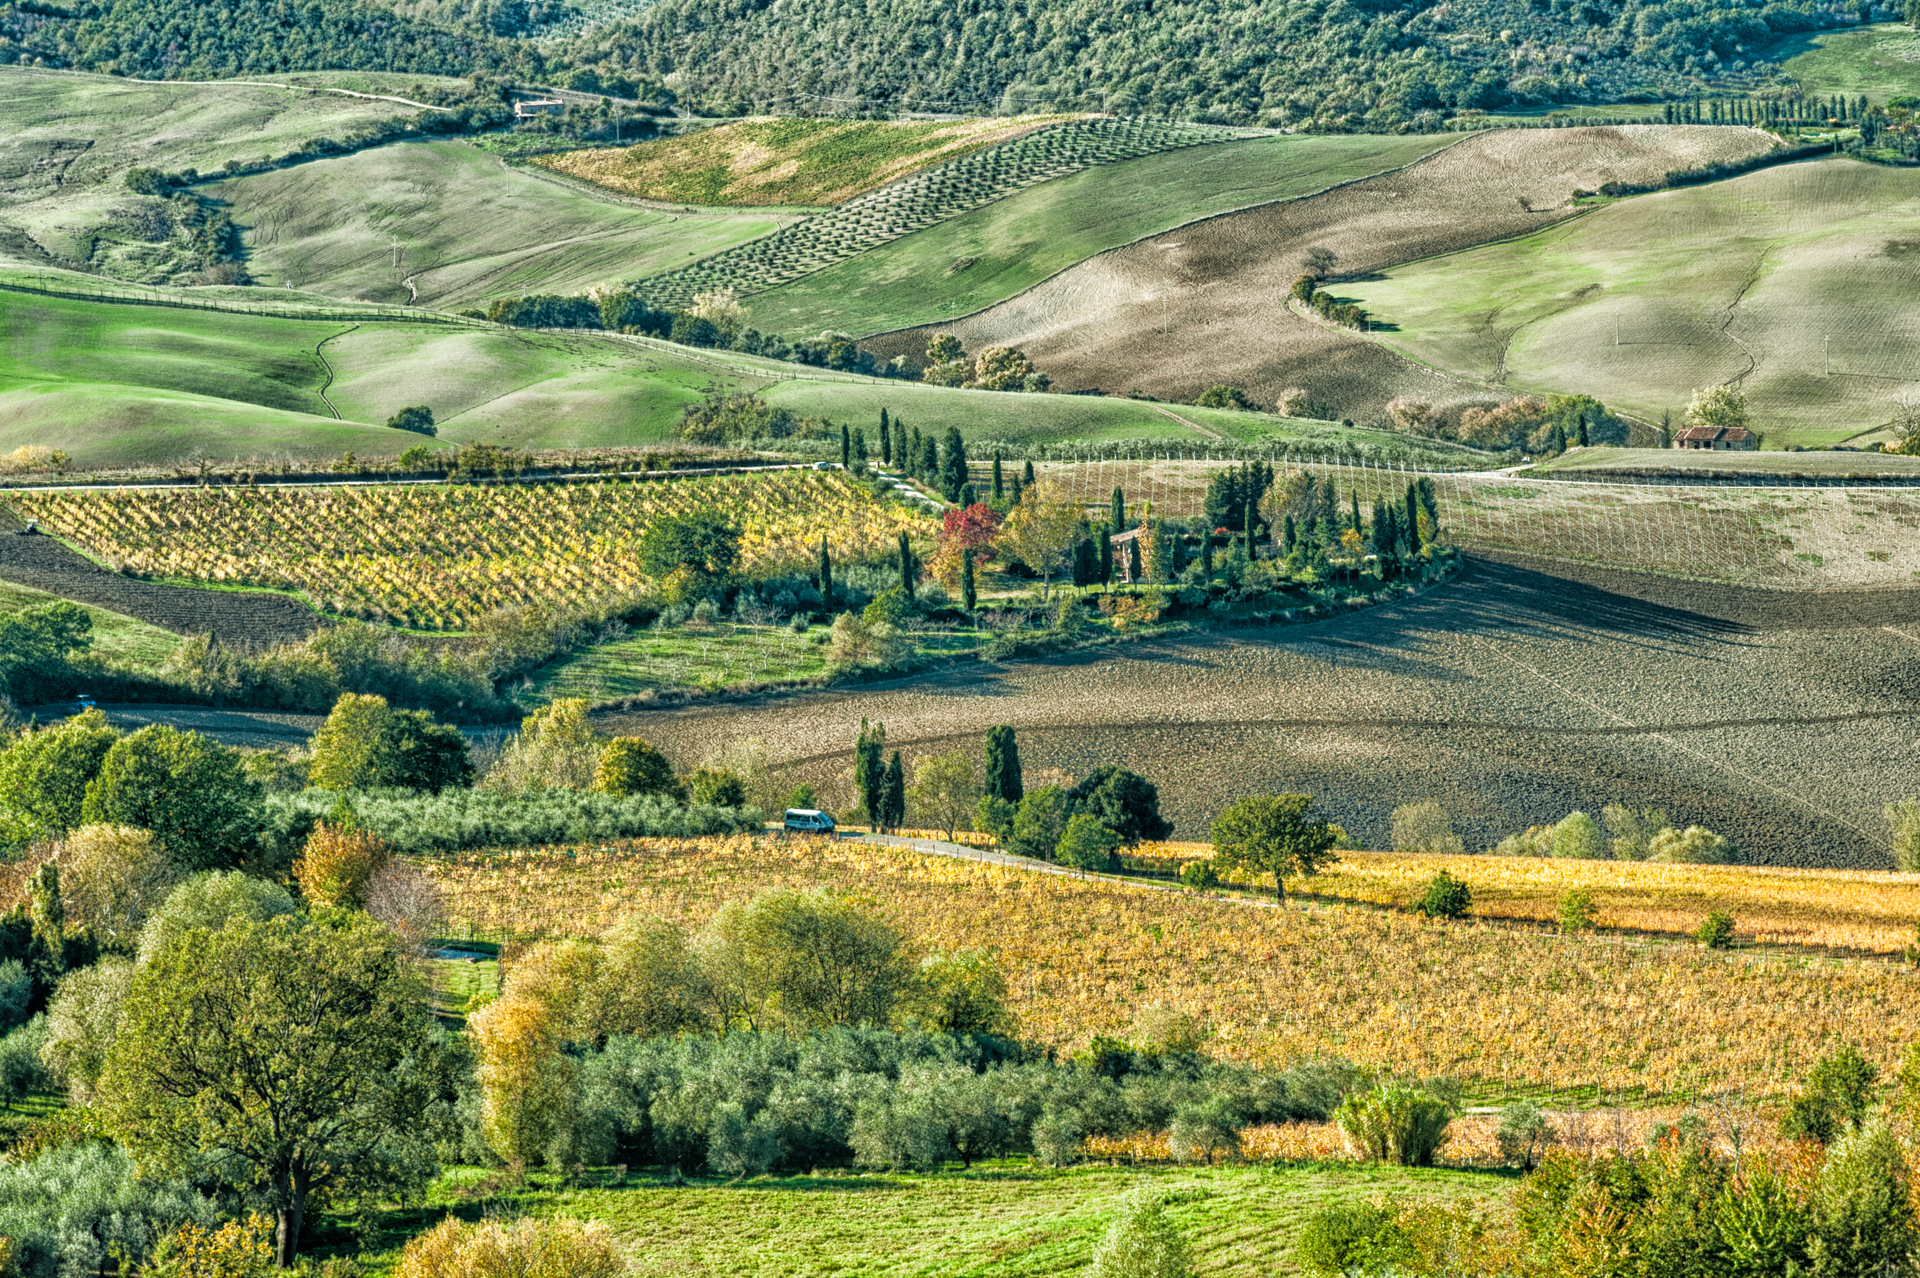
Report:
98,914,452,1267
1211,793,1339,903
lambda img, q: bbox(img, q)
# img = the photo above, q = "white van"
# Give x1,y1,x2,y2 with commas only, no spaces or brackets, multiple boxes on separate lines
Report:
783,808,836,833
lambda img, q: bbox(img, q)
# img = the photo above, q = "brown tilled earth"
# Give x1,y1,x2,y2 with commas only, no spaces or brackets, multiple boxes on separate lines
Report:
868,126,1776,424
0,528,322,644
607,553,1920,870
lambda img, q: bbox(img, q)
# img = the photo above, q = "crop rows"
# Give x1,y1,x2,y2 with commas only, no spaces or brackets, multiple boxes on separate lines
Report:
633,118,1256,311
421,834,1917,1100
11,472,933,630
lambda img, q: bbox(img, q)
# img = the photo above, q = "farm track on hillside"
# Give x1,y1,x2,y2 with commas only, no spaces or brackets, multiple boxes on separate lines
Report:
617,554,1920,870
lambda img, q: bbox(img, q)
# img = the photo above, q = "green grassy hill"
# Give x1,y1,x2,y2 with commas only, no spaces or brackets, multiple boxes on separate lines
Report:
0,284,1498,465
1761,22,1920,100
754,133,1452,339
1346,155,1920,448
205,140,782,309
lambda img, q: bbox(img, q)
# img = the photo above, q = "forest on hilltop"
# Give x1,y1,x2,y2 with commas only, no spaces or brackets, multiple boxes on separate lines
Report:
0,0,1893,128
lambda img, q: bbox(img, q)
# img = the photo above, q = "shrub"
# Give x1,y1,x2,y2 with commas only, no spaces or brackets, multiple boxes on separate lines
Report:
1056,813,1121,870
1695,911,1735,949
0,961,29,1036
385,406,436,437
1089,1188,1191,1278
1029,1108,1083,1166
1806,1120,1916,1274
79,725,261,871
687,768,747,808
1296,1201,1413,1278
0,1018,51,1111
394,1216,626,1278
1602,803,1670,860
1193,385,1251,410
594,737,686,802
1557,888,1598,933
827,613,910,673
1647,825,1733,864
1168,1095,1242,1165
293,822,391,909
1390,800,1465,855
1178,859,1219,889
1491,825,1554,857
1334,1084,1452,1166
59,824,180,948
1496,1099,1554,1170
143,1211,275,1278
910,949,1014,1036
1549,811,1604,859
1414,870,1472,919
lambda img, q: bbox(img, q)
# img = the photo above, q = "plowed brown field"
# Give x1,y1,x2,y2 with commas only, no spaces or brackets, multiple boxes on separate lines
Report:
868,126,1776,423
608,553,1920,871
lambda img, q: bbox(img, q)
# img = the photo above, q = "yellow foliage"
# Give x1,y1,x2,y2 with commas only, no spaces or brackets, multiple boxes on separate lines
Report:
395,1215,625,1278
145,1212,275,1278
293,823,390,909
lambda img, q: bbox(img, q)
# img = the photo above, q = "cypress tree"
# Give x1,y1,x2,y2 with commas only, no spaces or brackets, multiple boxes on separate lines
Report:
1099,528,1113,584
961,483,977,507
1351,490,1362,531
1577,416,1590,448
840,424,851,467
1405,484,1421,549
992,452,1004,501
1283,512,1297,553
921,436,938,479
854,719,885,823
1200,530,1213,578
1110,487,1125,533
880,409,892,464
909,425,922,474
1023,460,1036,486
854,428,868,464
818,538,833,606
961,548,976,611
898,531,914,597
882,751,906,832
1011,475,1023,503
983,725,1023,804
1243,499,1257,552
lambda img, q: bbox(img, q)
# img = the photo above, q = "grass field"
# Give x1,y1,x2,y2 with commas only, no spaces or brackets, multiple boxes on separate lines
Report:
751,134,1452,338
206,141,782,308
1346,156,1920,447
1532,447,1920,476
420,832,1918,1097
0,577,181,669
1761,22,1920,100
874,127,1777,427
345,1162,1502,1276
539,115,1073,207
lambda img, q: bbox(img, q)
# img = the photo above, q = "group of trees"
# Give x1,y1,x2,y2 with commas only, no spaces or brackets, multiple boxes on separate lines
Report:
1490,804,1735,863
1406,392,1626,453
919,335,1051,393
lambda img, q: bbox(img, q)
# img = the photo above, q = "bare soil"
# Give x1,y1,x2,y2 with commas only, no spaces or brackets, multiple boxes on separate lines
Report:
608,552,1920,871
868,126,1777,424
0,529,321,644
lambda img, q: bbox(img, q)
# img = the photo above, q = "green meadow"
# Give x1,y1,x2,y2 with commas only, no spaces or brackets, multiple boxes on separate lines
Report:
1761,22,1920,101
1347,155,1920,447
752,134,1452,338
0,579,181,670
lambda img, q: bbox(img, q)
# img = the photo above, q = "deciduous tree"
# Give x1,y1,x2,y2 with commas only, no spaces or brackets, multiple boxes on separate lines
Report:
1211,793,1338,902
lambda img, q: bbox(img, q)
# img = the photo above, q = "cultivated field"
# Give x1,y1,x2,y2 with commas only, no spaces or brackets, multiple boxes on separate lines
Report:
207,140,782,308
629,118,1256,312
613,555,1920,868
8,471,934,628
540,115,1074,207
868,127,1778,422
422,833,1920,1097
1349,157,1920,447
748,133,1452,338
1535,447,1920,477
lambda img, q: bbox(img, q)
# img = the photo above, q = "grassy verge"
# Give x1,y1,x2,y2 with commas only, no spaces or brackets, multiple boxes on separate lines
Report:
324,1160,1507,1276
753,133,1452,337
0,578,182,670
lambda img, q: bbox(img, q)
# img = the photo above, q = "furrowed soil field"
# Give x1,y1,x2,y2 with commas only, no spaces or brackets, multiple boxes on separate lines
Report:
866,127,1777,423
206,140,783,309
420,833,1920,1098
1347,156,1920,448
610,555,1920,869
748,133,1452,339
6,470,934,628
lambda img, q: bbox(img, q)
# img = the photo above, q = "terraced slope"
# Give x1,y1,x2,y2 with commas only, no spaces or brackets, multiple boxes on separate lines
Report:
631,117,1258,313
866,126,1778,424
1347,156,1920,448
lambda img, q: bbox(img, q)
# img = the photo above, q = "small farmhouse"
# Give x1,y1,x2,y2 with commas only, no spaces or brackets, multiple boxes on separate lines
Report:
1673,426,1756,451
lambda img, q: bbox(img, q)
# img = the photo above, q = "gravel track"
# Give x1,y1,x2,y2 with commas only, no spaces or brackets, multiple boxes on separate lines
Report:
609,554,1920,870
868,126,1777,422
0,529,322,644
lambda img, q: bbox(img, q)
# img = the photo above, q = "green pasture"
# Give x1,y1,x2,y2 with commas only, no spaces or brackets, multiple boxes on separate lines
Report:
0,578,181,670
207,140,782,309
1761,22,1920,101
749,134,1451,338
342,1161,1506,1276
1346,155,1920,448
1533,446,1920,476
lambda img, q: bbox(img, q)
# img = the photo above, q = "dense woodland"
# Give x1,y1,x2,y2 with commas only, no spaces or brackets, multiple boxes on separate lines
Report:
0,0,1900,128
